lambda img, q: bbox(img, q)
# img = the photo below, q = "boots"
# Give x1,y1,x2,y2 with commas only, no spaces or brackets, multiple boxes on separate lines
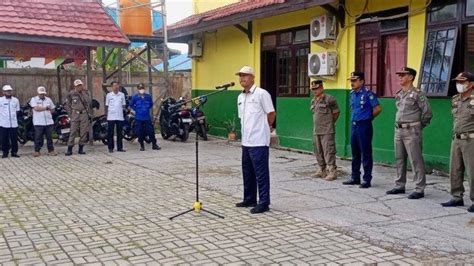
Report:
324,166,337,181
312,167,326,178
139,142,145,151
78,145,86,155
152,143,161,150
65,146,73,156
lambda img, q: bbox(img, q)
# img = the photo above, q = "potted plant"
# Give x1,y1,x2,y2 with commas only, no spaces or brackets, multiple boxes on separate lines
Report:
223,116,237,141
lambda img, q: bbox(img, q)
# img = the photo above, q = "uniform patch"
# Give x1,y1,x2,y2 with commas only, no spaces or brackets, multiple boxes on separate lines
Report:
420,95,426,102
369,95,374,100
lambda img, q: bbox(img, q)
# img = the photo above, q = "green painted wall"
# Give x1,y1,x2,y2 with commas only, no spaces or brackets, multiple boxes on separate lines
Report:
193,89,453,172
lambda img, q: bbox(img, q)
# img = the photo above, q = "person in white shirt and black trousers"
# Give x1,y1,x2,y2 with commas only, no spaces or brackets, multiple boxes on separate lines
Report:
105,81,126,153
0,85,20,158
235,66,276,214
30,86,58,157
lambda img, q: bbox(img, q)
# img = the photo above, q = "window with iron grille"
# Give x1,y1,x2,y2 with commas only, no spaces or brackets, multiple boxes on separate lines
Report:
420,0,474,96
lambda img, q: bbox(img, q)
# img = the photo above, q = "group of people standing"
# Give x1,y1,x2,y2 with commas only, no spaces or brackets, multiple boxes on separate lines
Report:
234,65,473,214
312,68,473,212
0,80,161,158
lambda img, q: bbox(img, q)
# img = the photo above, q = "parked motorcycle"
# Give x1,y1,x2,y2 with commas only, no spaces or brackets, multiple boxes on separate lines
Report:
89,100,108,145
122,107,152,143
187,95,209,141
53,104,71,144
159,96,193,142
17,104,35,144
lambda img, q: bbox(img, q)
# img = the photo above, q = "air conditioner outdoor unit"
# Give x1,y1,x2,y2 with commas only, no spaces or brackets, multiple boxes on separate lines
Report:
188,39,203,58
308,52,337,76
310,14,337,41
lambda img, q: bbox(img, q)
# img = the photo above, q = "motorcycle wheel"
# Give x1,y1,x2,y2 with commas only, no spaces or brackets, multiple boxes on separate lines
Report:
17,126,27,144
179,126,189,142
145,135,152,144
159,113,170,140
122,128,135,141
199,123,208,141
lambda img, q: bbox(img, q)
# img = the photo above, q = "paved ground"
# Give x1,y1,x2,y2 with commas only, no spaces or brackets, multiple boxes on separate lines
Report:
0,135,473,264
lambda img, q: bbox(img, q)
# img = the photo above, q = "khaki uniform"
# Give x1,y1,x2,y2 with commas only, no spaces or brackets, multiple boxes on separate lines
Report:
450,93,474,201
310,94,339,171
65,90,91,146
394,87,432,193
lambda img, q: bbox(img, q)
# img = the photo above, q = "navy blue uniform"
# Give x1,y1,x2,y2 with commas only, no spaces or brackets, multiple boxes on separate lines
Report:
349,86,379,184
130,93,157,146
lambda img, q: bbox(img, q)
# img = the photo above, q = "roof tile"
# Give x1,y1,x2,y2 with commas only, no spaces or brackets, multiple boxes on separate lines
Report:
166,0,285,31
0,0,129,46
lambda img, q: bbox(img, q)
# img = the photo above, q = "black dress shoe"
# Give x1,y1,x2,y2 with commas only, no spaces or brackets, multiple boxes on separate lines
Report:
386,188,405,195
250,204,269,214
441,198,464,207
152,144,161,150
235,201,257,208
359,182,371,189
108,149,114,153
408,192,424,199
140,147,145,151
2,154,7,158
343,179,361,185
11,154,20,158
467,205,474,212
117,149,126,152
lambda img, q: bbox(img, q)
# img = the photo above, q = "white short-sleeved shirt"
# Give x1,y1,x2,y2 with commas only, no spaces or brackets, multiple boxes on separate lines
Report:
106,91,125,121
0,96,20,128
237,85,275,147
30,96,55,126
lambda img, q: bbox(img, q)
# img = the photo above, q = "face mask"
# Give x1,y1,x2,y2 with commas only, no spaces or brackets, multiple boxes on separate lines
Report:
456,83,468,93
138,89,145,94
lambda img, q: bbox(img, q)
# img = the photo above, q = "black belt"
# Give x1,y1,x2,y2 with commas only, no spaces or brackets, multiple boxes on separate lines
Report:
453,132,474,140
352,119,371,126
395,121,421,129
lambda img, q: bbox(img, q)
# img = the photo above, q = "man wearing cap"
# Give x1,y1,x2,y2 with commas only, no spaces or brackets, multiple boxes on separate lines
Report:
130,83,161,151
441,71,474,212
105,81,126,153
30,86,58,157
386,67,432,199
0,85,20,158
235,66,276,214
343,72,382,188
310,80,340,180
64,79,92,156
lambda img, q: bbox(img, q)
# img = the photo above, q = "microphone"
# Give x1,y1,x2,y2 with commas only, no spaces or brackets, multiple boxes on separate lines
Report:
215,82,235,89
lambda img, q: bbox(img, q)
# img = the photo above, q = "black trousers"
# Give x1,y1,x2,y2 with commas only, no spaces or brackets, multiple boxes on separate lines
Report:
107,120,123,151
34,125,54,152
135,120,157,145
0,127,18,155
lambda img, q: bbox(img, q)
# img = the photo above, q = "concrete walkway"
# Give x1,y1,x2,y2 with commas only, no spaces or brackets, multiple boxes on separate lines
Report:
0,135,472,264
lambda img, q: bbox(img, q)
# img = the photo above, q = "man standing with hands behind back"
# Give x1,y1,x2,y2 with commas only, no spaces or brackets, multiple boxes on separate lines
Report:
235,66,276,214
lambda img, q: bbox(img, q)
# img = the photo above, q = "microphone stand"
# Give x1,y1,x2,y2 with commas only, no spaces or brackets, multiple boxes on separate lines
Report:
169,86,231,220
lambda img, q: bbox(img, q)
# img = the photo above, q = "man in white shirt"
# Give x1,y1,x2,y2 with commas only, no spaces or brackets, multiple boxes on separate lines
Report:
0,85,20,158
30,86,57,157
235,66,276,214
105,81,126,153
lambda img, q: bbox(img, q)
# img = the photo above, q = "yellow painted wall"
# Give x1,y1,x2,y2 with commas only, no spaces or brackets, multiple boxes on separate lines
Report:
192,0,428,90
193,0,239,14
